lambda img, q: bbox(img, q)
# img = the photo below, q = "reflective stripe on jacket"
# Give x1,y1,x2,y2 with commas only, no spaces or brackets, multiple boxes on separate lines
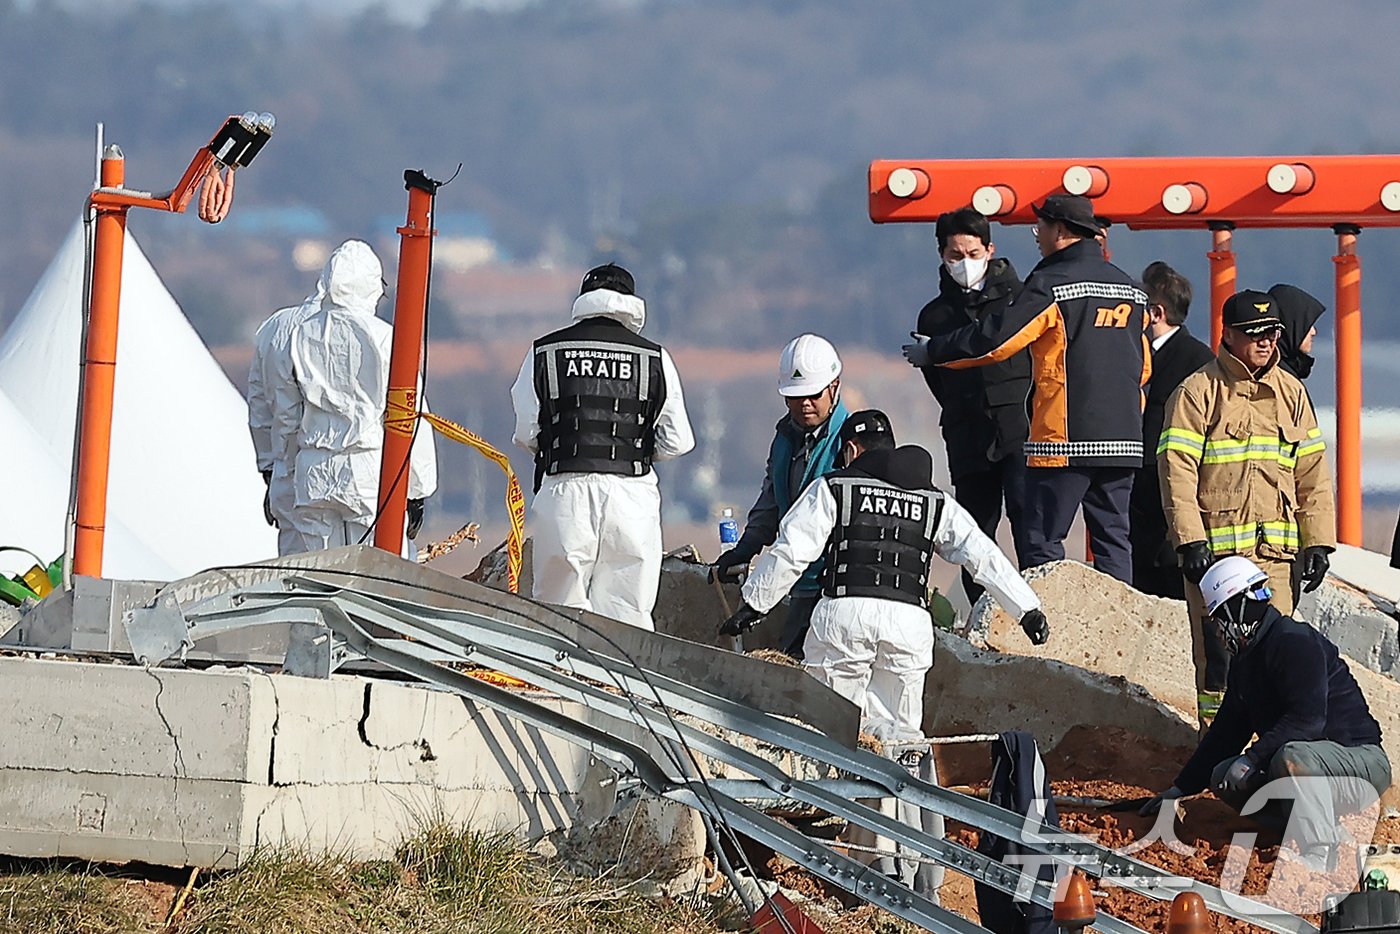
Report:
1159,346,1334,557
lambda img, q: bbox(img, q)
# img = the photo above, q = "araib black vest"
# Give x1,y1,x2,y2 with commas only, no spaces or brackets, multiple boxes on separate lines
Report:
822,475,943,606
532,316,666,479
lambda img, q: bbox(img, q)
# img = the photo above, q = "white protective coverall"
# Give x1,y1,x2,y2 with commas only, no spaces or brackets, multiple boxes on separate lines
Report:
510,288,695,630
270,240,438,554
248,292,321,555
742,478,1039,741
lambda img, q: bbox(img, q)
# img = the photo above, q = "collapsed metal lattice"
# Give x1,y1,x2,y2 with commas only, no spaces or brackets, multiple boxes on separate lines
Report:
121,548,1316,934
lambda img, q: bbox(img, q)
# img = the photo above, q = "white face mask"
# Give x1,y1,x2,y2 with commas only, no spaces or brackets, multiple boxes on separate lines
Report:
946,255,989,289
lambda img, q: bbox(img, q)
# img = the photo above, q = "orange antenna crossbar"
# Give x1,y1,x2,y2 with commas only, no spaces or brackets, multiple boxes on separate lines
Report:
870,155,1400,229
71,113,274,580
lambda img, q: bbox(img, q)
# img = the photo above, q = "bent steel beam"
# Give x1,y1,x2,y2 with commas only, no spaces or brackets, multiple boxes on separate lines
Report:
123,561,1316,934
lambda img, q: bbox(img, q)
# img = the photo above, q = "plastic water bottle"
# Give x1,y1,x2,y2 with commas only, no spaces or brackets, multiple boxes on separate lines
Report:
718,507,739,553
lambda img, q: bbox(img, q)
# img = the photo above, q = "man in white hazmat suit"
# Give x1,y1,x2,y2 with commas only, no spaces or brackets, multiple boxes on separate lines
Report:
720,409,1048,740
248,286,323,555
510,263,695,630
270,239,438,553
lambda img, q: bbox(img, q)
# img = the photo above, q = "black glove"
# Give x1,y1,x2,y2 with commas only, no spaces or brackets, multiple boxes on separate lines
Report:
260,470,276,527
1300,545,1332,593
710,548,751,585
406,498,425,541
719,603,764,637
1178,541,1214,584
1019,609,1049,645
1139,786,1183,817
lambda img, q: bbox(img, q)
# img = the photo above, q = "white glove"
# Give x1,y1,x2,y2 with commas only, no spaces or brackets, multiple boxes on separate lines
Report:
1139,785,1183,816
1217,755,1257,794
902,332,933,367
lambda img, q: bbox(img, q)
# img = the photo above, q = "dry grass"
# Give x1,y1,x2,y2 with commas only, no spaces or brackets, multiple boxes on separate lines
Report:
0,862,152,933
0,823,730,934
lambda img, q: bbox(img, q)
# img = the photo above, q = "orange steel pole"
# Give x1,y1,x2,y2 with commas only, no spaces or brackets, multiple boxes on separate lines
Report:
1333,224,1363,546
374,170,441,553
1206,223,1235,350
72,146,129,578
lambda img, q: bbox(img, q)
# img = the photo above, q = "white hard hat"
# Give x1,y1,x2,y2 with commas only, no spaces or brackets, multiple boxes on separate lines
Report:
778,334,842,397
1199,555,1270,617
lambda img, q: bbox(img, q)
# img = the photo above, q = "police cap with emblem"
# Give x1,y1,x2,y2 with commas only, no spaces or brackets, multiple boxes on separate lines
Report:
839,409,894,447
1031,194,1103,239
1221,289,1283,335
580,263,635,296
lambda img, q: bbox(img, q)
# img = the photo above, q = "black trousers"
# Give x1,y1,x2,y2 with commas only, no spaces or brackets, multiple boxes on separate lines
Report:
1129,468,1185,599
951,454,1028,605
1022,465,1134,584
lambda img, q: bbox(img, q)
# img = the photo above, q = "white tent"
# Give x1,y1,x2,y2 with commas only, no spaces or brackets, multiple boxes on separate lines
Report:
0,390,177,580
0,219,276,580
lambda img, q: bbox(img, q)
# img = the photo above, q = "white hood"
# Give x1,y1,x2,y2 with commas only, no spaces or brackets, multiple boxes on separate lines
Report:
571,288,646,333
321,240,383,317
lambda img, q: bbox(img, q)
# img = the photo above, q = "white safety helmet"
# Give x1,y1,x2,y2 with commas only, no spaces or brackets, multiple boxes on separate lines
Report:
778,334,842,397
1199,555,1273,654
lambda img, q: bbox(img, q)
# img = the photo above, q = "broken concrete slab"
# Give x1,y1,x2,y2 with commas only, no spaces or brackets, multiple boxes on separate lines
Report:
1298,578,1400,679
961,562,1400,801
0,656,699,876
471,538,796,653
1331,544,1400,608
1342,661,1400,810
2,659,272,782
968,560,1198,719
923,628,1199,761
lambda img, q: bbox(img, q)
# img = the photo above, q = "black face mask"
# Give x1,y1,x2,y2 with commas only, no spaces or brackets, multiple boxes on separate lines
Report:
1290,352,1316,380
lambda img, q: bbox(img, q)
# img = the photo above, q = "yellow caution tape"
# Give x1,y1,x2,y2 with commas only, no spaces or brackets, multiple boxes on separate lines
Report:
468,669,531,689
385,391,526,594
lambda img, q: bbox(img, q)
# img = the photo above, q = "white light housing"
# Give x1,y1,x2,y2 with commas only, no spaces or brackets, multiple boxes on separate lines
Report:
256,112,277,134
1381,182,1400,212
1162,182,1208,215
1062,164,1109,197
1267,162,1314,195
887,167,930,199
971,184,1016,216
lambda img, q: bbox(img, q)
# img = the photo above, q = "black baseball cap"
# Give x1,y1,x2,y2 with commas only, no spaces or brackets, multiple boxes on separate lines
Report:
1032,194,1103,238
839,409,894,446
580,263,635,296
1222,290,1283,335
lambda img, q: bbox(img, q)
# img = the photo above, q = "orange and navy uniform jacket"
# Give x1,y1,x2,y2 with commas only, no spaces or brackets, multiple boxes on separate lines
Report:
922,239,1152,469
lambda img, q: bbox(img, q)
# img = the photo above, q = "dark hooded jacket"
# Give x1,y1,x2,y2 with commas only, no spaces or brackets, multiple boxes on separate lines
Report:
1173,607,1381,794
1268,283,1327,381
915,258,1030,482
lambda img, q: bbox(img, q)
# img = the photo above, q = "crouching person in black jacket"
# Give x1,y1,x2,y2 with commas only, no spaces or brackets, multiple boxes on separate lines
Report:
1143,556,1390,874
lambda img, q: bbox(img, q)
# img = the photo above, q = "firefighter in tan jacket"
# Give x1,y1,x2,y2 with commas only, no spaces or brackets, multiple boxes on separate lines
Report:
1159,290,1335,703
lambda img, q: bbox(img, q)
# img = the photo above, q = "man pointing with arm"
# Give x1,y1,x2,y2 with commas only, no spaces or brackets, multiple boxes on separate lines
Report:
906,195,1150,584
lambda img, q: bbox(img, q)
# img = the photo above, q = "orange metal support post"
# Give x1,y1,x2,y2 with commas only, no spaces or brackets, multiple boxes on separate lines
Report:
68,114,271,579
374,170,441,553
1333,224,1363,546
1206,222,1235,350
72,147,129,578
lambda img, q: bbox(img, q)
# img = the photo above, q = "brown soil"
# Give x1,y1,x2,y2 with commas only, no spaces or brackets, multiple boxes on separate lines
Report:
769,724,1400,932
937,781,1400,933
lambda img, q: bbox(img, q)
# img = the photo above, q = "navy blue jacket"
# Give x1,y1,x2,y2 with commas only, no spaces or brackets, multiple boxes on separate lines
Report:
1175,608,1382,794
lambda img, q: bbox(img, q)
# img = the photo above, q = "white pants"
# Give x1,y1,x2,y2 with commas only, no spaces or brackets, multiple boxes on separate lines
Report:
802,595,934,742
288,503,375,554
530,472,662,630
846,743,945,901
268,466,301,556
